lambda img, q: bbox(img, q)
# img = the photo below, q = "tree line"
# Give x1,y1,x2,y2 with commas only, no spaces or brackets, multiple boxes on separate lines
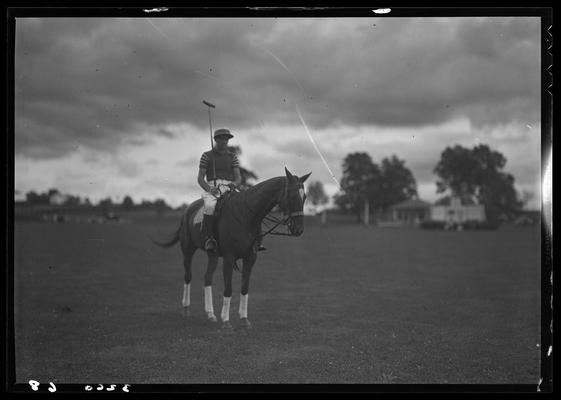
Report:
17,143,530,224
19,188,179,211
326,143,529,224
17,145,255,212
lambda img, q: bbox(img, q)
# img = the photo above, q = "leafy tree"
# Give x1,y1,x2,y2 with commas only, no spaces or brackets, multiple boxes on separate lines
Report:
434,195,476,206
434,144,523,223
121,195,135,210
47,188,61,198
25,190,49,205
307,181,329,210
308,180,330,223
153,198,169,216
25,189,62,205
64,194,82,206
336,152,381,222
98,197,114,210
378,155,418,211
228,145,258,189
176,202,189,211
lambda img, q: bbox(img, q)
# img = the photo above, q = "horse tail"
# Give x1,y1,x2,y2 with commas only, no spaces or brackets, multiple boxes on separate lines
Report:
149,204,193,248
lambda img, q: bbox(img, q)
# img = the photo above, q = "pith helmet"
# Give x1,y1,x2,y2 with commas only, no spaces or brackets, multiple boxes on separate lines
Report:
214,128,233,139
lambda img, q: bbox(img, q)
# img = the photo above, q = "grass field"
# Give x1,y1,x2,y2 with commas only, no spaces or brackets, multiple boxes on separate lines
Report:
13,213,541,385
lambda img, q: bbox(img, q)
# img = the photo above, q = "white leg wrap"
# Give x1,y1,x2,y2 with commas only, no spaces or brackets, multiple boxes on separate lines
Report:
182,283,191,307
204,286,214,314
239,294,248,319
221,297,231,322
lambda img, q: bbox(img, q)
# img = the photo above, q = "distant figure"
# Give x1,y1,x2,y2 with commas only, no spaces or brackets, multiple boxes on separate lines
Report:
104,211,120,223
197,128,242,252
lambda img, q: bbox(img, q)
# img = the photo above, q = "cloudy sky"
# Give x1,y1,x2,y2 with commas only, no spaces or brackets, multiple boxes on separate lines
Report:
14,13,543,208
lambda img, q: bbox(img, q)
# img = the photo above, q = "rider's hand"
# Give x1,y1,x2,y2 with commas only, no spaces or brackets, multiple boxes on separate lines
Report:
228,183,239,191
209,187,220,196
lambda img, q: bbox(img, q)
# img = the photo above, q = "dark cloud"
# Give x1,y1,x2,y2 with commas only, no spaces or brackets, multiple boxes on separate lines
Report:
14,17,541,160
123,137,151,146
156,128,175,138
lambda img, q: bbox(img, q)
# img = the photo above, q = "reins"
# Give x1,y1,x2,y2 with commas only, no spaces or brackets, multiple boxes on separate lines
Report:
242,178,303,239
260,214,293,237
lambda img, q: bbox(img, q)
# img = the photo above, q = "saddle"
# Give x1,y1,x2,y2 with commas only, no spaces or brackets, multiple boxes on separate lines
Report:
207,189,239,237
214,189,237,219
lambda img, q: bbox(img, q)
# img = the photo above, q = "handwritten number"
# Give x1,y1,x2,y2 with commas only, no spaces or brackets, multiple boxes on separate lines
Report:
84,383,128,392
48,382,56,393
29,380,40,391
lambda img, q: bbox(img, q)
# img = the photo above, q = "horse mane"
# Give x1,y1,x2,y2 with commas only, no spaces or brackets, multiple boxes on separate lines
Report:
238,176,287,207
243,176,286,196
224,176,286,223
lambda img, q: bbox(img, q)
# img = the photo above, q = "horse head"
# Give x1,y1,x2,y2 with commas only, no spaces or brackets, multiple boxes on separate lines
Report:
278,167,312,236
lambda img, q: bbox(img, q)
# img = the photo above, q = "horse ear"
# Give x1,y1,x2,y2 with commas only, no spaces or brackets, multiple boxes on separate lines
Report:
285,167,295,181
300,172,312,183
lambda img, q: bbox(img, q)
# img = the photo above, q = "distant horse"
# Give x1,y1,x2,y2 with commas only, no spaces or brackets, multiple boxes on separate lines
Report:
152,167,311,329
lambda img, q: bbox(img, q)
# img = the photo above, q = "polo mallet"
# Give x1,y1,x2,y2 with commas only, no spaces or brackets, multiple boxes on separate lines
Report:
202,100,218,189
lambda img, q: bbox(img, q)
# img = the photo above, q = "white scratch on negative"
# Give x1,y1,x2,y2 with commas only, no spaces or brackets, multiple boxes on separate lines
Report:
145,18,169,39
257,45,306,93
295,105,340,188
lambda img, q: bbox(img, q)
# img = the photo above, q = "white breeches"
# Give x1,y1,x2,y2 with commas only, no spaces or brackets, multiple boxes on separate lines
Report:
201,179,233,215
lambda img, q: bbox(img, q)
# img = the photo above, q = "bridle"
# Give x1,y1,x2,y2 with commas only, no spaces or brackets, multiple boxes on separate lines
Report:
246,179,305,238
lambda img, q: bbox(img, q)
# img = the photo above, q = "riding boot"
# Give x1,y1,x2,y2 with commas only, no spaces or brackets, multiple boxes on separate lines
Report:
202,214,217,252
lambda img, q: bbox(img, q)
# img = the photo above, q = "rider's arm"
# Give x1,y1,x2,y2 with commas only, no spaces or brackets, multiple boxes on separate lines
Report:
198,168,215,193
233,167,242,187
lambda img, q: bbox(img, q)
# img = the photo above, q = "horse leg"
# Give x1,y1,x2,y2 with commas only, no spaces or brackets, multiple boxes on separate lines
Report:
220,254,236,329
181,245,196,317
203,252,219,322
239,253,257,328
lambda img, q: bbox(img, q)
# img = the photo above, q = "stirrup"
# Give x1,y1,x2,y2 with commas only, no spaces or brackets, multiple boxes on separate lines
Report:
257,245,267,251
204,238,217,252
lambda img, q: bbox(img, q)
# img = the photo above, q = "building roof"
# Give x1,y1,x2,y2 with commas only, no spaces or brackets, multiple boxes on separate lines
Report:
391,198,432,210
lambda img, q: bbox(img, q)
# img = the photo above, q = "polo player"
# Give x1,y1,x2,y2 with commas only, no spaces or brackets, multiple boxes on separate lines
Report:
197,128,242,252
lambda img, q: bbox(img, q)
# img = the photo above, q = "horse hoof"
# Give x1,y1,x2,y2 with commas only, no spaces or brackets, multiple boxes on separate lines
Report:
207,314,218,323
240,318,252,329
183,306,191,317
222,321,233,330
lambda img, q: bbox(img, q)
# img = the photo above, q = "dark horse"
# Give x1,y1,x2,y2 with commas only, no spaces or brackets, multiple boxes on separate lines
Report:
152,167,311,329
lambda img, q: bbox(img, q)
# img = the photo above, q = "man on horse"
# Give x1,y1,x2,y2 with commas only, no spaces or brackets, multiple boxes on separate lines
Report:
198,128,242,252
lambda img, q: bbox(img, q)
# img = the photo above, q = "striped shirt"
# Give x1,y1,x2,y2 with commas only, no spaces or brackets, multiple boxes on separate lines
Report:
199,149,240,181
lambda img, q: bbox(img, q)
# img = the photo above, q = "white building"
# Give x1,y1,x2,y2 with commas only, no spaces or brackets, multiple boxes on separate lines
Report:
49,192,68,205
430,197,485,223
